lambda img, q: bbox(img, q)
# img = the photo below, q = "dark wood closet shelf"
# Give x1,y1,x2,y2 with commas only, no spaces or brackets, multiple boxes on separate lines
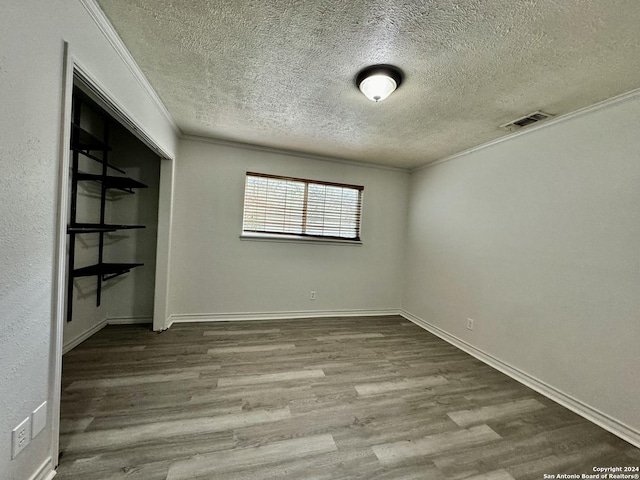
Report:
67,223,146,234
66,88,148,322
76,172,148,190
71,124,126,173
71,123,112,151
73,262,144,279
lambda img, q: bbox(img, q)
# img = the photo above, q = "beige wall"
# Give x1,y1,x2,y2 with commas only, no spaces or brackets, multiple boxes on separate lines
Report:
403,93,640,437
168,138,409,319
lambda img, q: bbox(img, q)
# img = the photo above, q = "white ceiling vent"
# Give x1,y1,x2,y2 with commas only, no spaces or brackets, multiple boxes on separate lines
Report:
500,111,553,130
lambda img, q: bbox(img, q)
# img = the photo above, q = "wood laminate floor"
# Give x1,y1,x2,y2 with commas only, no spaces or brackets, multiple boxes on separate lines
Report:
57,316,639,479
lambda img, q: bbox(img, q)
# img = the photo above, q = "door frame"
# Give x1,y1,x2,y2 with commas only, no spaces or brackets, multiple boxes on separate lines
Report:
50,42,175,467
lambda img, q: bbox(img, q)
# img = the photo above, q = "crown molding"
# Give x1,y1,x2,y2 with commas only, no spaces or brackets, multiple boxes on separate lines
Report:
79,0,181,136
412,87,640,172
80,0,640,174
181,134,411,173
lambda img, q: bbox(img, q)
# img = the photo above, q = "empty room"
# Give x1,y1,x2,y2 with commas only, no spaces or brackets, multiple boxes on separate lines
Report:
1,1,639,479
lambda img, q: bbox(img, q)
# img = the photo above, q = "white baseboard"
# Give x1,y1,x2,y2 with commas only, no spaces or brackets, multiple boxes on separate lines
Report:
400,310,640,449
29,457,56,480
106,316,152,325
168,309,400,328
63,316,153,353
62,319,107,354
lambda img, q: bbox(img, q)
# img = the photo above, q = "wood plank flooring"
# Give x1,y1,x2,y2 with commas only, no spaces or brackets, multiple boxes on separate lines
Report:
57,316,639,479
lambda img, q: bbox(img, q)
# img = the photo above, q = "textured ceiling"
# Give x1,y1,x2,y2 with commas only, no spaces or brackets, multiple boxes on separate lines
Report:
96,0,640,169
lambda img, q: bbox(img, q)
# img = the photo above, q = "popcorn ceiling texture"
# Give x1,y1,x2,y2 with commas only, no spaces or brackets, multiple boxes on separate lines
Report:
96,0,640,168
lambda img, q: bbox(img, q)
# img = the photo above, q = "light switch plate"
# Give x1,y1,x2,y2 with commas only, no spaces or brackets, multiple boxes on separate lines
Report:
32,401,47,439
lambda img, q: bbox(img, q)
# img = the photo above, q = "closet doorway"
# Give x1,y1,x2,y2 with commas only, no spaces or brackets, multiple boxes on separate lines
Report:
63,82,160,351
51,56,175,470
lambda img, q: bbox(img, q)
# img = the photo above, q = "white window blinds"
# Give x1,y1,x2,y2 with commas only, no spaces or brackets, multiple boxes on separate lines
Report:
242,172,363,241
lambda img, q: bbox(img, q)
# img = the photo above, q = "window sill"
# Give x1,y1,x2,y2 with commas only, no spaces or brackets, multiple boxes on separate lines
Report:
240,232,362,246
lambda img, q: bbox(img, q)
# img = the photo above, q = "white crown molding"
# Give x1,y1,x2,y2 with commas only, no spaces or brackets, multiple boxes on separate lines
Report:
412,86,640,172
73,1,640,174
79,0,181,136
168,309,400,328
181,134,411,173
400,310,640,449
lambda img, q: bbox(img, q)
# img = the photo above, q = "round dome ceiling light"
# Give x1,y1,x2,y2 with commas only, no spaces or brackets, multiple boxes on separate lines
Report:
356,64,403,102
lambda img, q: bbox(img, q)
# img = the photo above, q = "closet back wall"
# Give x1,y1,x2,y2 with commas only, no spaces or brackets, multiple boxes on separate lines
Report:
102,123,160,323
167,139,409,321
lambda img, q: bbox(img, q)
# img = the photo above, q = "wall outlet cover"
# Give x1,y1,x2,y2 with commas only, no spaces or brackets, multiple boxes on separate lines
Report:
12,417,31,459
32,401,47,438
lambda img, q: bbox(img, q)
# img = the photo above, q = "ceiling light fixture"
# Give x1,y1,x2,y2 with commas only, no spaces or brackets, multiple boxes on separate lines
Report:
356,64,403,102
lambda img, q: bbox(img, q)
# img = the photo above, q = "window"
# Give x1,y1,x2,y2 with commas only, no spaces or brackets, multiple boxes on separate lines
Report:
242,172,363,242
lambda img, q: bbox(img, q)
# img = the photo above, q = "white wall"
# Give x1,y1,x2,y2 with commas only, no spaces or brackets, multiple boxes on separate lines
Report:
103,123,160,321
0,2,177,479
403,93,640,439
168,139,409,319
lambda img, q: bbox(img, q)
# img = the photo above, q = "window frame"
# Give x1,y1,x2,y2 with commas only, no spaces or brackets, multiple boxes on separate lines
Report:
240,172,364,244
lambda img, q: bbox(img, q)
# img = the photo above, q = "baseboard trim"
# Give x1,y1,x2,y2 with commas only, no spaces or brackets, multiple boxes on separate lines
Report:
168,309,400,328
63,317,152,353
29,457,56,480
106,316,153,325
399,310,640,449
62,319,108,354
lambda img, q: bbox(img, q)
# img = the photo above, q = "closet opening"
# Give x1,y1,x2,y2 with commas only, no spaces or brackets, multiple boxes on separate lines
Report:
51,57,175,471
62,80,161,350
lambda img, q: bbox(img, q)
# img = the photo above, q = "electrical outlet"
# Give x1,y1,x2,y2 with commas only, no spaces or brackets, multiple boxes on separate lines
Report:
467,318,474,331
310,290,316,300
12,417,31,459
32,401,47,439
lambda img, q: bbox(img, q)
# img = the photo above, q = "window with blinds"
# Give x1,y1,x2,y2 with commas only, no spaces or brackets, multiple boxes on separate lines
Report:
242,172,364,241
